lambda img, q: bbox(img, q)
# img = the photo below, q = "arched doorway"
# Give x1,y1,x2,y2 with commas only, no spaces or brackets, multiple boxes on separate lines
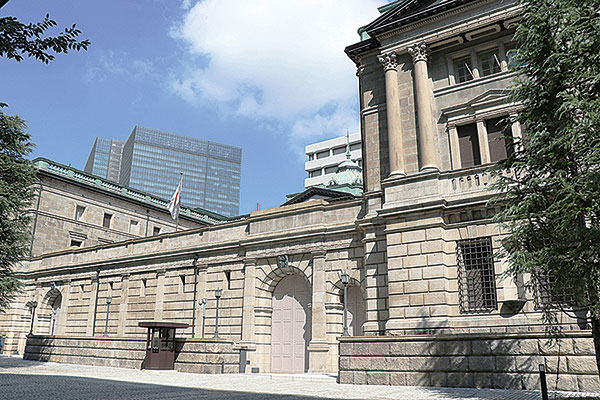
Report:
49,294,62,335
271,275,311,373
346,285,365,336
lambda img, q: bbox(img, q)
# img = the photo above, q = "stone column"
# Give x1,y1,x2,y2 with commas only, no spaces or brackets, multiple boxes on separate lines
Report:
154,269,166,321
118,274,130,337
408,43,439,171
308,251,329,373
476,119,491,164
510,112,523,151
448,125,461,169
378,52,405,177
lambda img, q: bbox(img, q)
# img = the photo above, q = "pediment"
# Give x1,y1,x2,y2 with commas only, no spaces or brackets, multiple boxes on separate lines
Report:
442,89,515,124
282,187,356,206
365,0,479,37
468,89,509,108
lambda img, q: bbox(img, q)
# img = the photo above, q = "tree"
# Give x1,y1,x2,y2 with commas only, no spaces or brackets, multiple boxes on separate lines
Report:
0,6,89,311
490,0,600,376
0,111,38,311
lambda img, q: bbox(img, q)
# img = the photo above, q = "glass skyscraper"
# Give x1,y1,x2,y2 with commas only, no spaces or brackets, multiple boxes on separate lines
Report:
84,138,124,182
85,126,242,217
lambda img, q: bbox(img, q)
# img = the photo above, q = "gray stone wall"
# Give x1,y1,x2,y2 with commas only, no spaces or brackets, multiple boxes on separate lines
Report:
338,333,600,392
23,335,239,373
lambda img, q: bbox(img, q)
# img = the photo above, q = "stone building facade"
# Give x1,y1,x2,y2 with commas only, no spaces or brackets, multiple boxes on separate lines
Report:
1,0,599,392
28,158,224,256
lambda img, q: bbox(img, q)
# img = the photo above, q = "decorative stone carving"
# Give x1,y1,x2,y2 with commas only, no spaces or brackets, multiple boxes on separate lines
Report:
408,42,429,63
276,254,289,269
377,52,398,71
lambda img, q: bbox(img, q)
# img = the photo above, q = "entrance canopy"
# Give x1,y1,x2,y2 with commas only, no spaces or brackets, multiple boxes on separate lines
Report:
138,321,189,329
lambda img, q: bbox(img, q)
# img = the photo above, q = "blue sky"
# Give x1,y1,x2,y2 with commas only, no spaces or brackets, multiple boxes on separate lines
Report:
1,0,387,214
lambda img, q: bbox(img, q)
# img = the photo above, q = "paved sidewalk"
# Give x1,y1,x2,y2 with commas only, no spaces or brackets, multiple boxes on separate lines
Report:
0,356,598,400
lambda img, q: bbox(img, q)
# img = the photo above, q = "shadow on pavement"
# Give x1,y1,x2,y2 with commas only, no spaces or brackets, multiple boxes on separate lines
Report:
0,356,47,369
0,373,339,400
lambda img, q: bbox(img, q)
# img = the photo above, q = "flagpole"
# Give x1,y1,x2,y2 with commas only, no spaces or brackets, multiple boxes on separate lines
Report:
176,172,183,232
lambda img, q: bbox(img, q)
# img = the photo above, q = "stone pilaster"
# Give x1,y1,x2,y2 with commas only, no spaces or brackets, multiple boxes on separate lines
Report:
308,250,329,373
448,125,461,169
86,274,99,336
378,52,406,177
154,269,166,321
408,43,439,171
118,274,130,337
57,280,71,335
240,258,257,346
476,119,491,164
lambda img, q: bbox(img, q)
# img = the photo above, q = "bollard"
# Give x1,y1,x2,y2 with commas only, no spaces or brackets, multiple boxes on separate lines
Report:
539,364,549,400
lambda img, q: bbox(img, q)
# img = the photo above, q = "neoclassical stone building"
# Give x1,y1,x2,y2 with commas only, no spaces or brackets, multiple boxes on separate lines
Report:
2,0,599,392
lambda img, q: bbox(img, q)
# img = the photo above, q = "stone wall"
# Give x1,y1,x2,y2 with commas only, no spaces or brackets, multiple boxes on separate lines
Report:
338,332,600,393
23,335,239,373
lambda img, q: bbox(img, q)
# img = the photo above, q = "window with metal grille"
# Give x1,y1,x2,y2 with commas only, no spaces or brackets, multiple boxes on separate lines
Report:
533,270,575,310
457,237,497,313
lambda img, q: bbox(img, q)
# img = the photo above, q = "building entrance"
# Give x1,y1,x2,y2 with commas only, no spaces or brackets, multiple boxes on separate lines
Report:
270,275,311,373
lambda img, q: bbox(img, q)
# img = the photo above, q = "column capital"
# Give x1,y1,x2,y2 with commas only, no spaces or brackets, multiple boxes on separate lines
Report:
378,52,398,71
242,258,257,267
408,42,429,63
356,64,366,77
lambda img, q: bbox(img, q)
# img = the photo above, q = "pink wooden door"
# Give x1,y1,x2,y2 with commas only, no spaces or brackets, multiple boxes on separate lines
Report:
347,285,364,336
271,275,310,373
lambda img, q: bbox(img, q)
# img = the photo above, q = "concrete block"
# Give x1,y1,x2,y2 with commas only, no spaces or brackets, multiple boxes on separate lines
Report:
577,374,600,393
353,371,367,385
447,372,474,388
568,356,599,374
468,356,494,372
389,372,407,386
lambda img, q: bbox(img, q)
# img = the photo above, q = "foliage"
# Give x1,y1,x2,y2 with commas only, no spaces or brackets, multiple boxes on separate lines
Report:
490,0,600,373
0,14,89,63
0,110,37,311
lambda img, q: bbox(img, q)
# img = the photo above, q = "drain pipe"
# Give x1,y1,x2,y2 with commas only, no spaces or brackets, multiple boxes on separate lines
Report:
191,255,199,337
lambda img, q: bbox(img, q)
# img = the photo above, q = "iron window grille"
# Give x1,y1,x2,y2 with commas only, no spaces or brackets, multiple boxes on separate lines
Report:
533,270,575,310
457,237,498,313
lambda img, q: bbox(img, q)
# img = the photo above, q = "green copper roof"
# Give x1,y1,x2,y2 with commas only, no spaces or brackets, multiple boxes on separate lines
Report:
33,157,228,225
326,133,363,191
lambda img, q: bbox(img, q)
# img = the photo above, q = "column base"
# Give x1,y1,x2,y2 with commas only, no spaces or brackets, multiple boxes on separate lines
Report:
420,165,439,172
307,340,330,373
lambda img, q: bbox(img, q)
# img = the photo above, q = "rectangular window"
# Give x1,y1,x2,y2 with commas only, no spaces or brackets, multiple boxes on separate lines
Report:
350,143,361,152
534,270,574,310
180,275,186,293
477,49,501,77
454,57,473,83
457,123,481,168
70,239,82,247
102,213,112,229
224,270,232,290
141,279,147,297
316,150,330,159
457,237,497,313
308,169,322,178
308,154,314,161
324,166,337,175
332,146,346,155
153,226,161,236
486,117,513,162
75,205,85,221
129,219,139,234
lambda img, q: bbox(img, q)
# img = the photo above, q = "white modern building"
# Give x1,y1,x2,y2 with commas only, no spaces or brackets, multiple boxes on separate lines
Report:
304,133,362,188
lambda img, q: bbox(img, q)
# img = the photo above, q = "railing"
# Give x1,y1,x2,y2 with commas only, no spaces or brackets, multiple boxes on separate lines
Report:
440,166,515,198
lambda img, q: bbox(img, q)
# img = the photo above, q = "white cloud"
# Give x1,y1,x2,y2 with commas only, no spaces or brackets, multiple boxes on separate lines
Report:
171,0,385,140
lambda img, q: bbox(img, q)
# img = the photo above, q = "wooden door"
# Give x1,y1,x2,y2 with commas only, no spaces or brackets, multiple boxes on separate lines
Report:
271,275,310,373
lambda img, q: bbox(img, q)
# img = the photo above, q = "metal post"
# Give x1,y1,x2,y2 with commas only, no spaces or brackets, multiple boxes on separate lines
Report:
539,364,549,400
199,298,207,338
104,297,112,337
341,273,349,337
28,301,38,336
214,289,222,338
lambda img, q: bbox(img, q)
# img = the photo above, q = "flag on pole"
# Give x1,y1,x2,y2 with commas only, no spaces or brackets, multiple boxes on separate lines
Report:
168,175,183,221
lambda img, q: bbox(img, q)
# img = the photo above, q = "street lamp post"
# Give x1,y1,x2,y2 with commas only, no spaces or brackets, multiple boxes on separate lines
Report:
199,298,207,338
28,301,38,336
213,289,222,338
341,273,350,337
104,297,112,337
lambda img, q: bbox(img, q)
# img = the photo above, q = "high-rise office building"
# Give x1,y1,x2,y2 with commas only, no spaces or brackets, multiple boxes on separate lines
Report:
84,138,125,182
304,132,362,188
85,126,242,217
